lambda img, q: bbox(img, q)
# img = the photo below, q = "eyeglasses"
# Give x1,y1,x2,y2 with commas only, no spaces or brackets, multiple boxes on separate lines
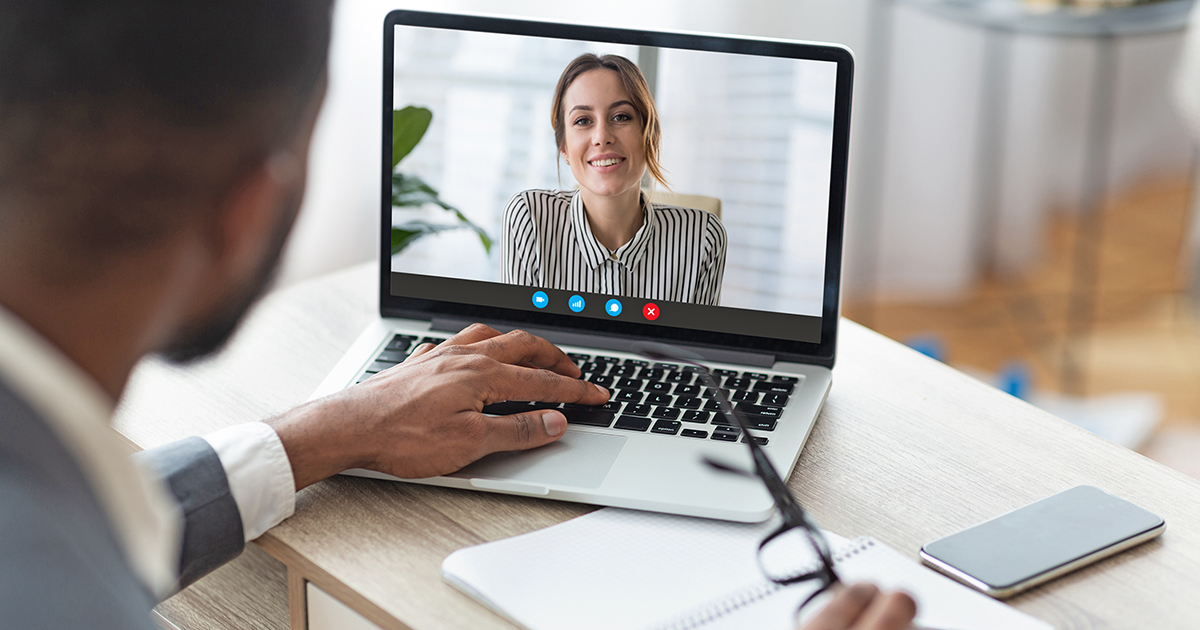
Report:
635,343,841,615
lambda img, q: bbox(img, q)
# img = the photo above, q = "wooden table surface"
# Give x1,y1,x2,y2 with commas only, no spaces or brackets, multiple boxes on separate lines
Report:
115,264,1200,630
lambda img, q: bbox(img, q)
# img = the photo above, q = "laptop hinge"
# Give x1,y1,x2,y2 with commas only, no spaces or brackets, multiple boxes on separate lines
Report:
430,318,776,368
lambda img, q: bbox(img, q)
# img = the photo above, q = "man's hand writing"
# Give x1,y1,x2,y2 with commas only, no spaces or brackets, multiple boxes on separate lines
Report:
267,324,609,490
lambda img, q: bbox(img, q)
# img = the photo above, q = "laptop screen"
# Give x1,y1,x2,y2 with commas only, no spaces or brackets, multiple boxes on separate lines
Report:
382,11,852,364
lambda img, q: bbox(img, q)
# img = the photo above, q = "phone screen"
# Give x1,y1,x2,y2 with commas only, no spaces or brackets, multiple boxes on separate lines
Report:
921,486,1164,596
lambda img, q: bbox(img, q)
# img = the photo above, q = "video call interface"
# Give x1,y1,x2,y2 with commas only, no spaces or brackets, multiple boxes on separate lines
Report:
388,23,840,344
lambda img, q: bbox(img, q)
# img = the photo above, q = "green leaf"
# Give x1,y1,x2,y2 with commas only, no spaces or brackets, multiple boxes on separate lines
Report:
392,106,433,169
390,221,473,255
392,173,453,210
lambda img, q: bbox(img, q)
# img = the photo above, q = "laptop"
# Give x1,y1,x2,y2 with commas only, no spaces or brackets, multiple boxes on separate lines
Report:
310,10,854,523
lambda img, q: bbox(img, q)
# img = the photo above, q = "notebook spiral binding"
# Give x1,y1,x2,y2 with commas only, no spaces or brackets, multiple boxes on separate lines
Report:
646,537,875,630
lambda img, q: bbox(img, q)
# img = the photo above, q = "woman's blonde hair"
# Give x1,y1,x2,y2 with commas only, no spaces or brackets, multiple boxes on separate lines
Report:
550,53,668,189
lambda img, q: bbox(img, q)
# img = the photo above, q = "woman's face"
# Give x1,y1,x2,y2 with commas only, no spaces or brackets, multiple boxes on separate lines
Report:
560,68,647,203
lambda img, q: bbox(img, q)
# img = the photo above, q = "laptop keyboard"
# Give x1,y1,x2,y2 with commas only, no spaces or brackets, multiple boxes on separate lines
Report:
357,334,802,446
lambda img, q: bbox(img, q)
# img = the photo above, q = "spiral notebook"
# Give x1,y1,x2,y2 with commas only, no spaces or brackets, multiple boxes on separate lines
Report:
441,508,1052,630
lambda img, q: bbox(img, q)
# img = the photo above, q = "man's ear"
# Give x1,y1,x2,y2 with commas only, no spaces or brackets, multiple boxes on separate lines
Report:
209,153,300,276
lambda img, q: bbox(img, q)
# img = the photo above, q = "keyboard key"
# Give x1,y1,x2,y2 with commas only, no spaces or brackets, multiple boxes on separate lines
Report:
368,360,398,373
713,369,739,378
710,414,778,431
645,393,673,406
385,335,417,352
682,365,707,372
614,416,651,432
651,420,681,435
700,387,730,399
568,353,591,363
642,368,666,381
616,377,643,390
617,390,644,403
580,361,604,374
651,407,681,420
771,375,799,383
681,410,711,423
703,399,733,413
645,381,672,393
419,336,446,346
623,359,649,367
375,349,408,363
711,430,739,442
735,403,783,418
761,393,790,406
731,390,759,403
652,362,678,371
595,355,622,364
743,372,769,380
561,408,615,427
724,377,751,390
742,435,769,446
588,374,615,387
681,428,708,439
481,401,534,415
714,425,741,436
673,384,701,397
676,397,702,410
752,381,795,395
610,364,639,377
625,403,653,416
600,401,624,413
712,415,778,431
665,371,693,384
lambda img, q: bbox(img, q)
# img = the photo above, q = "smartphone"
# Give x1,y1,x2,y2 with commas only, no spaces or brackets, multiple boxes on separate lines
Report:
919,485,1165,599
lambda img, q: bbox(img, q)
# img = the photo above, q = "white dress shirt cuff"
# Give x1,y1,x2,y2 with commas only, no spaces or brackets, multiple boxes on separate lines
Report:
202,422,296,542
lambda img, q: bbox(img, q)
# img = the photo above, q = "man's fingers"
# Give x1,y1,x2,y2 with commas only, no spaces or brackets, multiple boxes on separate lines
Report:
407,342,437,360
856,591,916,630
443,323,504,347
476,409,568,453
800,583,878,630
487,363,609,406
466,329,581,377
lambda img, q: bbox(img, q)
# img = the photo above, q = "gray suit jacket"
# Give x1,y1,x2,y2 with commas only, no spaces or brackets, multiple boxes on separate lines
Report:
0,379,246,628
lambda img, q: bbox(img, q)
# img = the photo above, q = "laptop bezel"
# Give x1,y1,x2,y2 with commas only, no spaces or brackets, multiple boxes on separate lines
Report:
379,10,852,367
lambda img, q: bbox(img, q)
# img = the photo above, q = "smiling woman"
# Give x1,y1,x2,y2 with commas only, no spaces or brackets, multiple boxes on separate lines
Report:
499,53,728,307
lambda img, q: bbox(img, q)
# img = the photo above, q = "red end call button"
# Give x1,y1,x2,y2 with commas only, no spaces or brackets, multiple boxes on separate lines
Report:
643,303,660,321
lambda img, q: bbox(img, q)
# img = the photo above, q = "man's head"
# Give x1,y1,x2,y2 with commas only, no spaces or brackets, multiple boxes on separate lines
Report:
0,0,333,367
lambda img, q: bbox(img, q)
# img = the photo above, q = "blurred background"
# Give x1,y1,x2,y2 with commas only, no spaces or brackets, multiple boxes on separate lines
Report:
280,0,1200,477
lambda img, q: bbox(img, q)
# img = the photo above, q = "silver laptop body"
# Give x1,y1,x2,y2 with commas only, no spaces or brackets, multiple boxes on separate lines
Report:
311,10,854,523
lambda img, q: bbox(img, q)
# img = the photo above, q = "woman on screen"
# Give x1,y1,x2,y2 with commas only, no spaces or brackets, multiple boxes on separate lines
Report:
499,53,727,307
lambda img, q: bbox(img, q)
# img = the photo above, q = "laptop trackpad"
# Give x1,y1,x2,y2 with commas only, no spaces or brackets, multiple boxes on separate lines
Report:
448,431,625,490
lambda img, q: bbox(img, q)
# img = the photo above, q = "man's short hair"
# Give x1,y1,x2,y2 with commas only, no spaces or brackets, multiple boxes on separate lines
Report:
0,0,333,260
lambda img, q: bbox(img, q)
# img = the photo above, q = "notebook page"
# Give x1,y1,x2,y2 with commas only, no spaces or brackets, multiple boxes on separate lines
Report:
442,508,775,630
441,508,1051,630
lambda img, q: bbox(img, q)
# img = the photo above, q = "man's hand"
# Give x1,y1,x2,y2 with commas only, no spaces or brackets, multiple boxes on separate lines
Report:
267,324,610,490
800,584,917,630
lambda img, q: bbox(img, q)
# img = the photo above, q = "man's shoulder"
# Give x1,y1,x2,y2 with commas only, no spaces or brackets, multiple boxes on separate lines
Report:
0,475,158,629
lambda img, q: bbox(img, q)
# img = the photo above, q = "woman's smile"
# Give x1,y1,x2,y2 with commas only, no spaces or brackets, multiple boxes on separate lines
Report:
588,153,626,171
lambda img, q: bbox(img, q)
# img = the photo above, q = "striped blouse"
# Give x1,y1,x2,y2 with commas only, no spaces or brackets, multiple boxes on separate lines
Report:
499,189,727,306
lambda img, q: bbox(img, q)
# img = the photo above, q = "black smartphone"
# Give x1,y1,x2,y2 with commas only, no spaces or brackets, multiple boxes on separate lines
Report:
919,485,1165,599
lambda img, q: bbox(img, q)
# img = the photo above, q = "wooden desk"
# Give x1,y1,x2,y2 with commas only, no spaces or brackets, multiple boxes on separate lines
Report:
115,264,1200,630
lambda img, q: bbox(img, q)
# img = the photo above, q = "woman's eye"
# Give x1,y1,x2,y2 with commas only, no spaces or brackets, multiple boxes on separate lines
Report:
613,112,632,122
573,117,591,126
